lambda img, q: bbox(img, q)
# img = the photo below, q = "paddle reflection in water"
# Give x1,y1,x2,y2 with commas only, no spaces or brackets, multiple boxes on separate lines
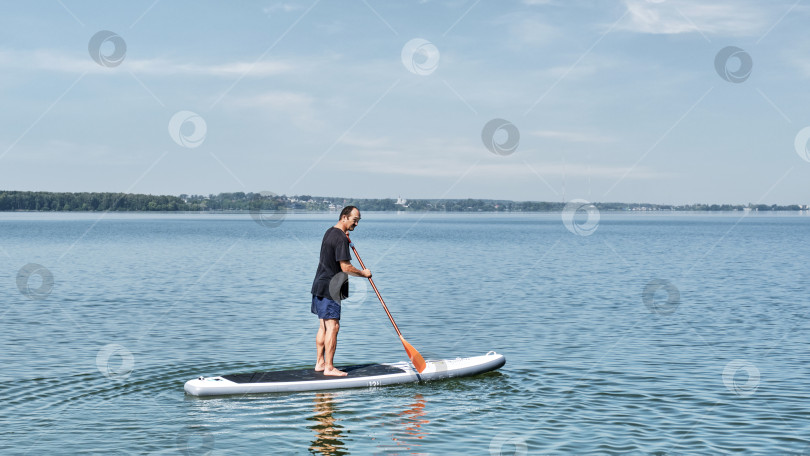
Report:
308,393,348,456
374,393,429,454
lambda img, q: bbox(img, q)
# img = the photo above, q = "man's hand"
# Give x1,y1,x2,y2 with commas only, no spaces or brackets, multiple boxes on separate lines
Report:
340,261,372,278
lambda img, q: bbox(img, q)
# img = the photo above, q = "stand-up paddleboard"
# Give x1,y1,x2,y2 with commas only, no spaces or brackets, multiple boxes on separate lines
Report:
184,352,505,396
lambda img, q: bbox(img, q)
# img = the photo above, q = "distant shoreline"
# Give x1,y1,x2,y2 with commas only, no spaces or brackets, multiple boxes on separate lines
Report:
0,190,806,213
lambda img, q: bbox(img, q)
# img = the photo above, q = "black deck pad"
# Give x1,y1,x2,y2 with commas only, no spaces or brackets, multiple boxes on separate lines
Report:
222,364,407,384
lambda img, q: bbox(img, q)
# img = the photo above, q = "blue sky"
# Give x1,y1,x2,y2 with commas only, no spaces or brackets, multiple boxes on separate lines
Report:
1,0,809,205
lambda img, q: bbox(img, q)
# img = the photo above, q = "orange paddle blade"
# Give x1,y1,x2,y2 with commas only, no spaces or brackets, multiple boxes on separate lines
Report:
400,335,427,373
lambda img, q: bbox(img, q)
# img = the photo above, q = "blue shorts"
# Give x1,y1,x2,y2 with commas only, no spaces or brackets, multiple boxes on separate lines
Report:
311,295,341,320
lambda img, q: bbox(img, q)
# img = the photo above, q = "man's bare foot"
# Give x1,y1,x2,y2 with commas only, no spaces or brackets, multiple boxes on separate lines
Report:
323,367,347,376
314,363,325,372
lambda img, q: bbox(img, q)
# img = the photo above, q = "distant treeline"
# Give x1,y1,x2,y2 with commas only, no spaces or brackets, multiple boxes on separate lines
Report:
0,190,806,212
0,191,285,212
340,199,806,212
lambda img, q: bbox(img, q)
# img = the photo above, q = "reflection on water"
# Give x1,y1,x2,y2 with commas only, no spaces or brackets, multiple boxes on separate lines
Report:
308,392,431,455
308,393,348,456
393,394,429,450
376,394,429,455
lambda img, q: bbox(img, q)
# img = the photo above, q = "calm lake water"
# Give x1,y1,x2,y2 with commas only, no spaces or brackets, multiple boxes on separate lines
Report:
1,211,809,455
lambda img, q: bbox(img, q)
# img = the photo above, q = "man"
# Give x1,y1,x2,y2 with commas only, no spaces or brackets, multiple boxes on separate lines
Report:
311,206,371,376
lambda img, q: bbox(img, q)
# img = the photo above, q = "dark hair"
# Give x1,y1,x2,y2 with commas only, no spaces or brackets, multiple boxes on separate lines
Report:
339,205,358,220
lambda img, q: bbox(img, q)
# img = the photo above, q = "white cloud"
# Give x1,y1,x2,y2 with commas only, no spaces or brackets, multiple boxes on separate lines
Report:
262,2,303,15
353,155,668,180
2,140,141,166
339,134,391,149
785,43,810,78
494,12,560,47
620,0,771,36
224,91,321,129
476,161,667,180
132,60,296,77
340,136,665,179
0,49,297,77
511,17,559,45
530,130,615,144
225,91,314,109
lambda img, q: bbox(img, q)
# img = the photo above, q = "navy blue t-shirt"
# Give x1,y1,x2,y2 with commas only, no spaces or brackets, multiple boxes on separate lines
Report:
311,227,352,300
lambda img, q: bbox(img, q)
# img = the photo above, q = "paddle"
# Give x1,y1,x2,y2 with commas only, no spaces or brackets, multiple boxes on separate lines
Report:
345,234,427,373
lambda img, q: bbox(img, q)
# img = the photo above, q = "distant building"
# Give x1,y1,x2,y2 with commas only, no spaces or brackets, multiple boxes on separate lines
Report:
396,196,408,207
